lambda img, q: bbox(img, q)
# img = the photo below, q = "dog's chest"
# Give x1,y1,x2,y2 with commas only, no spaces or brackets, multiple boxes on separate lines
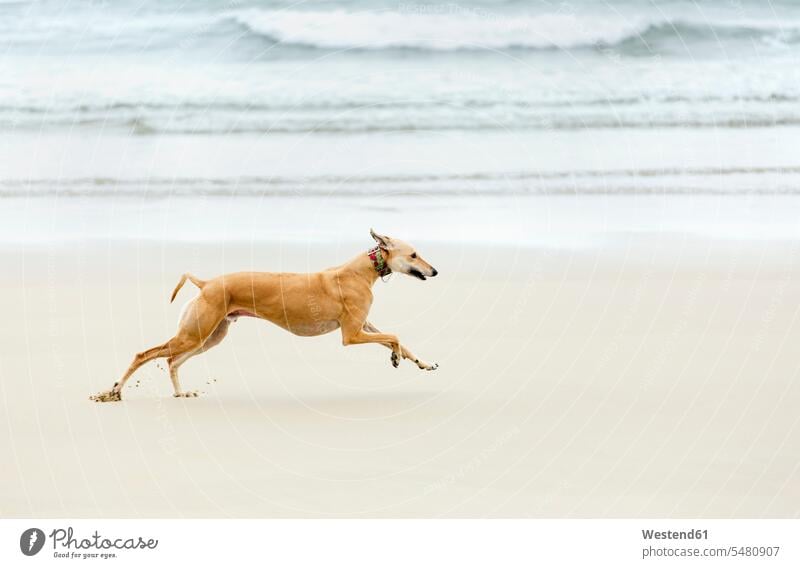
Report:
289,320,340,337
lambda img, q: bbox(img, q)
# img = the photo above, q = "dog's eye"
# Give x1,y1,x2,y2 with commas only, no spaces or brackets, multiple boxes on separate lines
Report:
410,253,417,259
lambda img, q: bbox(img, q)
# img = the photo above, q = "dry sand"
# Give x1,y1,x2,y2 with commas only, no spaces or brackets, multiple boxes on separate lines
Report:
1,237,799,517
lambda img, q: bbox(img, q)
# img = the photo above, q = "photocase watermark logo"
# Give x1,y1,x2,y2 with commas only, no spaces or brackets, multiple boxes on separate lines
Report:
17,526,158,559
20,528,46,556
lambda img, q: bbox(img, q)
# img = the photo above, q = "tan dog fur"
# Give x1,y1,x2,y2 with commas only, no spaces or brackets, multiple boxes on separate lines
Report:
91,230,438,402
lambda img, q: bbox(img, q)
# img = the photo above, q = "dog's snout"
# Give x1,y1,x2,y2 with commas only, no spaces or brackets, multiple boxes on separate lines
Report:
431,268,438,277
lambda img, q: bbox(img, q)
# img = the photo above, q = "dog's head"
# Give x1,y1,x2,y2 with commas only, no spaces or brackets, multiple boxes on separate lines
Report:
370,229,438,281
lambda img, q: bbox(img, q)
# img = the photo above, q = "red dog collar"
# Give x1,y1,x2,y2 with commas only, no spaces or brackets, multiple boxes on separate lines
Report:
367,246,391,277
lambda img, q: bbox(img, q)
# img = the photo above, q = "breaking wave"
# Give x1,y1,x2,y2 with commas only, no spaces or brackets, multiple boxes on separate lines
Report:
228,10,800,52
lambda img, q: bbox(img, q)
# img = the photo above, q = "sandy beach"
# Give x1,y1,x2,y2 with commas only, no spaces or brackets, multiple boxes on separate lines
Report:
2,233,798,518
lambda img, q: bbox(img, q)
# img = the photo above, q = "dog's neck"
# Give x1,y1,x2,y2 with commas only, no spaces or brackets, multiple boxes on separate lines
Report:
340,247,391,286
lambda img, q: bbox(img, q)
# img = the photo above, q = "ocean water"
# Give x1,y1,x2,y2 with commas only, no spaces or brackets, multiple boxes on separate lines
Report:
5,0,800,135
2,0,800,242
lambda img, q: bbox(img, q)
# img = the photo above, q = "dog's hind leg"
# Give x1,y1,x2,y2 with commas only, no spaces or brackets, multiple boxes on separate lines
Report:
167,318,231,397
90,341,177,402
92,296,226,402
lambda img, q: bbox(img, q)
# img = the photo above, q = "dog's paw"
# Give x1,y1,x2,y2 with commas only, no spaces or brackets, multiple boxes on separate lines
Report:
416,360,438,371
90,389,122,403
390,352,400,368
173,390,200,398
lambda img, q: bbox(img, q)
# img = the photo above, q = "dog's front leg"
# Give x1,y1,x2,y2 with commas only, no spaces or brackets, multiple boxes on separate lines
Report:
361,321,438,371
341,317,400,355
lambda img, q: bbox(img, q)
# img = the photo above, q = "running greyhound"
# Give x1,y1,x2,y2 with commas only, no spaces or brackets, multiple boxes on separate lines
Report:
91,229,439,401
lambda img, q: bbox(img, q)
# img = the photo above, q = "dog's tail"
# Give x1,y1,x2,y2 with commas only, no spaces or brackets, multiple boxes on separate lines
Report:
170,273,206,303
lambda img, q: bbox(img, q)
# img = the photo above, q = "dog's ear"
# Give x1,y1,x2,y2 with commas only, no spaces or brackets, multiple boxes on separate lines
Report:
370,228,393,250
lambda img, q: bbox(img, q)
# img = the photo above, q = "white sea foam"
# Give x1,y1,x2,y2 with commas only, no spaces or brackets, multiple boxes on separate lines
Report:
5,3,800,53
231,9,800,51
228,8,651,51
